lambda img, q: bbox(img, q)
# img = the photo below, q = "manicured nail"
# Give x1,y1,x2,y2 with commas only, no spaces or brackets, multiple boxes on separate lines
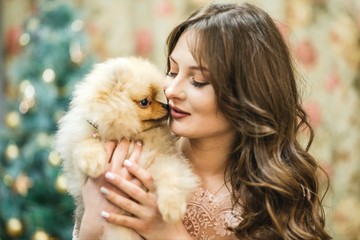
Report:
100,186,110,195
105,172,115,180
124,159,132,168
101,211,110,219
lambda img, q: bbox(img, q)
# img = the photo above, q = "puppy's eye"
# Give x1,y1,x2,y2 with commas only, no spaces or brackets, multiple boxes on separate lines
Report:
138,98,151,108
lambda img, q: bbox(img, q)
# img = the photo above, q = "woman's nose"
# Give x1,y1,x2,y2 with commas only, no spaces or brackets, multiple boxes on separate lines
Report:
164,77,185,100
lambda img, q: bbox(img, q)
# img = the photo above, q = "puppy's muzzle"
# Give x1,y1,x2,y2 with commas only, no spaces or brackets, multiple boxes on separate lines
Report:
162,104,170,112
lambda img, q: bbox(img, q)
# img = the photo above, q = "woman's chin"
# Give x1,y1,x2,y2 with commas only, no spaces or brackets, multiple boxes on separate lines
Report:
169,121,185,136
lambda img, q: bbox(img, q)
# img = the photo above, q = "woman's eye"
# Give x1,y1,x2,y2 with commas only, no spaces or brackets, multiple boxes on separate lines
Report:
166,71,177,78
190,78,209,88
138,98,151,108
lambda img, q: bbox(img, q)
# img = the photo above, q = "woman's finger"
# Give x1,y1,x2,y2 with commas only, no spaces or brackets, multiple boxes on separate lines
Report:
123,160,156,193
116,140,142,181
100,186,138,211
130,178,142,188
104,172,155,206
101,211,144,231
109,139,130,173
128,141,143,164
104,141,117,164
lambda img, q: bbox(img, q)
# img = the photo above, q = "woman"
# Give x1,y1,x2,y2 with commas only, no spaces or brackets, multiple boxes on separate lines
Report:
77,2,331,240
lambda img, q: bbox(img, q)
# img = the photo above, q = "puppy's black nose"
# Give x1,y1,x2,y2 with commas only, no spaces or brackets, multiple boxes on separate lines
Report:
162,104,169,112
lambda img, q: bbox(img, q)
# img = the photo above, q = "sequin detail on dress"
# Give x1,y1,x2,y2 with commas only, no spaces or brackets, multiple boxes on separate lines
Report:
182,187,242,240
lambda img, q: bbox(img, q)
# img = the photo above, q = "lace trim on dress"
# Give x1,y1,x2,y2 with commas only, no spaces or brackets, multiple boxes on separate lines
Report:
183,187,242,240
72,187,242,240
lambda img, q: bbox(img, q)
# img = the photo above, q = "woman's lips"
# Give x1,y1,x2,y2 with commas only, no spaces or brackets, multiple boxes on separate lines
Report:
170,106,190,119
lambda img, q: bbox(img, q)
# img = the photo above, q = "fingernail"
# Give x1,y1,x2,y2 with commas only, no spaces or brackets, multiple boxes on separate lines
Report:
124,159,132,168
136,140,142,146
105,172,116,180
100,186,110,195
101,211,110,219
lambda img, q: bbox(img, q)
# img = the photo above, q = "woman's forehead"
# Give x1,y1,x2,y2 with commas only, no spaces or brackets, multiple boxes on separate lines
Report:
174,31,209,67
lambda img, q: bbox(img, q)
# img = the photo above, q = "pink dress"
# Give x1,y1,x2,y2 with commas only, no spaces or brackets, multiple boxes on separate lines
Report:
182,187,242,240
72,187,242,240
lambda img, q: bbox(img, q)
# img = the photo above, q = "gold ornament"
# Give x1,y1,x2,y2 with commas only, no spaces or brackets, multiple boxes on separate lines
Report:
70,41,85,64
32,230,50,240
42,68,55,83
48,151,61,167
3,174,14,186
19,32,30,46
6,217,23,237
19,80,36,114
71,19,83,32
19,80,31,93
36,132,50,147
55,174,68,194
5,143,19,161
5,111,20,128
19,99,35,114
13,173,33,196
19,101,29,114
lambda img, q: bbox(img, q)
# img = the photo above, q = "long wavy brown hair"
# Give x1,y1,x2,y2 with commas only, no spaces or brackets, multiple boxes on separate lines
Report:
166,3,331,240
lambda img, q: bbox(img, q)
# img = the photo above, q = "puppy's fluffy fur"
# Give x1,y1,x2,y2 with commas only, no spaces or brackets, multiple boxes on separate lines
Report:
55,57,199,239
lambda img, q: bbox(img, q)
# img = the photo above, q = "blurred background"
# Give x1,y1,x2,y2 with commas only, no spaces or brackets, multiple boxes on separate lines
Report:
1,0,359,239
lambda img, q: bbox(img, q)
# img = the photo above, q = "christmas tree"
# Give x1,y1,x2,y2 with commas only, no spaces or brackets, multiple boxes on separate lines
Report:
0,1,95,239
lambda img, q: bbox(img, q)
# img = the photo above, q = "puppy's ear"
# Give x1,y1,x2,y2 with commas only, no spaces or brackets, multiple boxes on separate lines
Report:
87,93,142,137
155,90,168,105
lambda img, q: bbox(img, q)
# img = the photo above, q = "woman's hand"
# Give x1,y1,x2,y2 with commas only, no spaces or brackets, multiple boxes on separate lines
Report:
100,159,192,240
79,139,140,240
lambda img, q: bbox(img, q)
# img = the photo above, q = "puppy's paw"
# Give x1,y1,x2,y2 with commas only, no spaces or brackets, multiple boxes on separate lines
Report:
79,154,107,178
157,195,187,223
74,143,107,178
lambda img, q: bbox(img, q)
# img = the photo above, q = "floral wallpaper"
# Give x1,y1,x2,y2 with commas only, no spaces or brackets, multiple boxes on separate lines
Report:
284,1,360,239
3,0,360,239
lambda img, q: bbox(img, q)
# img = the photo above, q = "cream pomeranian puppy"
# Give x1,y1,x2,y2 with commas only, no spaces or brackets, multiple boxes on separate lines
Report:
55,57,199,240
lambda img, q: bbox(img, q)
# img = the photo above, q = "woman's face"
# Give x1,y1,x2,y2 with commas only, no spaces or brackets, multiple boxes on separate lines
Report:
164,31,232,140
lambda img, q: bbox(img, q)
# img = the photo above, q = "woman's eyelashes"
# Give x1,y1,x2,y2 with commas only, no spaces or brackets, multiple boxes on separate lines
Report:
166,71,209,88
166,71,177,78
190,77,209,88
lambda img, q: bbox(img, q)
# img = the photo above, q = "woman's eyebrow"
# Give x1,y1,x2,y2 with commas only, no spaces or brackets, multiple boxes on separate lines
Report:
189,66,208,72
169,56,208,72
169,56,177,65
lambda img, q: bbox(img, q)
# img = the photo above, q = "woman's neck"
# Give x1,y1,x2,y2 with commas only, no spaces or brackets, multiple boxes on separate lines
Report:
179,134,234,179
179,134,235,194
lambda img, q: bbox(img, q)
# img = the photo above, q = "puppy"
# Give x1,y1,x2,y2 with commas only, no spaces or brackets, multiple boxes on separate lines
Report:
55,57,199,239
